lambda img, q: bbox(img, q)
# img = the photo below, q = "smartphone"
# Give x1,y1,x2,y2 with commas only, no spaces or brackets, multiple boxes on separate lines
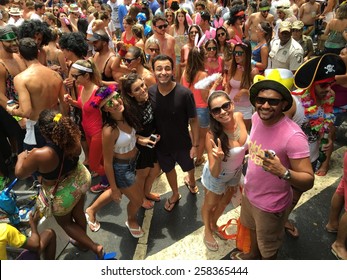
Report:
265,150,276,158
146,134,157,148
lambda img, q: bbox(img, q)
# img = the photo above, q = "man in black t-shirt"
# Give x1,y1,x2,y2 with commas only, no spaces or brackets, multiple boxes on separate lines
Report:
148,55,200,212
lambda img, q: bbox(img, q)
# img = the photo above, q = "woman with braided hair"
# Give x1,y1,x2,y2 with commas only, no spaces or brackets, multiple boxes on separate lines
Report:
14,109,111,259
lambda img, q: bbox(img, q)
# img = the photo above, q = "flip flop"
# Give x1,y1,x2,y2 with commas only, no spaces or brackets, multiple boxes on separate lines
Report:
203,236,219,251
96,251,117,260
184,177,199,194
284,219,299,238
230,251,245,260
331,248,343,260
125,221,144,238
164,194,182,212
85,212,101,232
325,226,338,233
145,193,161,202
142,199,154,210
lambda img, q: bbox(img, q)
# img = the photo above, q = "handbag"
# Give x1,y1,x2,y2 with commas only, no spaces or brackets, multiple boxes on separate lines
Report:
37,153,65,217
217,217,251,253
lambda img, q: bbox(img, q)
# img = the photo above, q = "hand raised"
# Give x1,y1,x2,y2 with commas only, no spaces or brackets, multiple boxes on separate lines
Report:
210,138,224,160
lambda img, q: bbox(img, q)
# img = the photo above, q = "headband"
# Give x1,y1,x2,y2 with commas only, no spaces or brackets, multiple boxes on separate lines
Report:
235,11,245,17
259,6,270,11
0,32,17,41
72,63,93,73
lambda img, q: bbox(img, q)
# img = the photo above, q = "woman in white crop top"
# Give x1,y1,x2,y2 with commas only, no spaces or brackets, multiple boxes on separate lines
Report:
85,89,145,238
201,91,249,251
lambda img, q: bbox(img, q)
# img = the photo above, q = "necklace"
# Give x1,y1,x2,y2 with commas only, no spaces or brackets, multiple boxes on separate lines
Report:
224,122,240,141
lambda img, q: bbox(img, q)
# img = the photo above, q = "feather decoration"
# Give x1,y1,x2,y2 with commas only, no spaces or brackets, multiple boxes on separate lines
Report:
194,73,222,89
90,84,118,108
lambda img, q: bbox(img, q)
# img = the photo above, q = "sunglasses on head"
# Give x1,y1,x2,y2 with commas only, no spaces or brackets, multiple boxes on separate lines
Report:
122,57,137,64
156,23,168,30
210,101,232,115
318,80,335,88
105,92,121,108
217,32,226,37
233,51,244,56
206,46,217,51
71,72,85,79
255,96,283,106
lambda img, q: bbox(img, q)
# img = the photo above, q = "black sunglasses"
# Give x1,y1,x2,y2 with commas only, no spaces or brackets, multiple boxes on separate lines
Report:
210,101,232,115
206,46,217,51
261,10,270,13
149,48,159,53
233,51,244,56
189,31,198,35
123,57,138,64
255,96,283,106
217,32,226,37
156,23,168,30
71,72,85,79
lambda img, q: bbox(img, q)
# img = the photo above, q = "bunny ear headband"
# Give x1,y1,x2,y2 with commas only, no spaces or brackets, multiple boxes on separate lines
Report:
186,13,193,26
194,33,206,52
205,29,216,40
213,17,224,29
227,35,247,47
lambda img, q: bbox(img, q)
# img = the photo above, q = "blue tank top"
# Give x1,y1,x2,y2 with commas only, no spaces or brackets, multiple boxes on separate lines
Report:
252,43,267,63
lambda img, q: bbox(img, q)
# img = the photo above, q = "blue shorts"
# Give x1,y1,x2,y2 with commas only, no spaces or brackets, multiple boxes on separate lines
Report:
201,162,242,194
196,107,210,128
112,158,137,188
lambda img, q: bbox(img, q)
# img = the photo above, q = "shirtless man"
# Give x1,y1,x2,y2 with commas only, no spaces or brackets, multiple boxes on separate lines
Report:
148,15,176,70
299,0,321,36
6,38,68,150
21,0,35,20
0,26,26,158
88,30,118,85
245,0,274,48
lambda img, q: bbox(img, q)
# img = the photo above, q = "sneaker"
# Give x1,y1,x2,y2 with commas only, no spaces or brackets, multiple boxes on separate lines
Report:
90,183,109,193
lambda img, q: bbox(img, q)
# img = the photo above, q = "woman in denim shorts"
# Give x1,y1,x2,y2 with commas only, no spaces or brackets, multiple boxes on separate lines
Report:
85,86,144,238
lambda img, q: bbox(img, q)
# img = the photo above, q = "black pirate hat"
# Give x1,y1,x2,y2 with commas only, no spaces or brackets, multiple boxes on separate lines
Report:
294,53,346,89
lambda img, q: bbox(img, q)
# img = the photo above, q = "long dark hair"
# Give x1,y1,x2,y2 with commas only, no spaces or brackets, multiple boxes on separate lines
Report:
230,40,252,89
185,47,205,86
207,91,232,160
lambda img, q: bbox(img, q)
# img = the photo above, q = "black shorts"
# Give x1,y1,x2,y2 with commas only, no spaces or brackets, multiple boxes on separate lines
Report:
136,146,158,170
156,148,194,173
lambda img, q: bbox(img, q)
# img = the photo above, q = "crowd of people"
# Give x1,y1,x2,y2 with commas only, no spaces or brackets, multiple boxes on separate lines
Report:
0,0,346,260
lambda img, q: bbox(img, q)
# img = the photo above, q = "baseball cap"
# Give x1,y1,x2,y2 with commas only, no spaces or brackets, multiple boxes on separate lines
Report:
292,20,304,30
87,30,109,42
279,21,292,33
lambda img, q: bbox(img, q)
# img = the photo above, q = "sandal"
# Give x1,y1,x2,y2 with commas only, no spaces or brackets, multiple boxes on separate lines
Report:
184,176,199,194
164,194,182,212
85,212,101,232
284,219,299,238
203,236,219,251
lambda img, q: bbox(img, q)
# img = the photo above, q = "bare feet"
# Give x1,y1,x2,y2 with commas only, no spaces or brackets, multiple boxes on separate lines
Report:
315,161,329,176
325,223,338,233
95,244,104,259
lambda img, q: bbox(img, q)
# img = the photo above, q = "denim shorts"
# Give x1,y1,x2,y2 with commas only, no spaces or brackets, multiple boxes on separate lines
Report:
112,158,136,188
196,107,210,128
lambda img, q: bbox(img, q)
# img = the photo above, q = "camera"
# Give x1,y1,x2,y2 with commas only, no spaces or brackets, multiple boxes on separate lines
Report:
146,134,157,148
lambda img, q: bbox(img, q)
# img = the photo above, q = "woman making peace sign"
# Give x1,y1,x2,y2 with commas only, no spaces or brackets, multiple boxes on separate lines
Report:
201,91,248,251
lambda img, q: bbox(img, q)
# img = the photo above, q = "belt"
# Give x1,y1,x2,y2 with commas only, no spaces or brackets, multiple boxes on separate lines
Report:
113,156,137,164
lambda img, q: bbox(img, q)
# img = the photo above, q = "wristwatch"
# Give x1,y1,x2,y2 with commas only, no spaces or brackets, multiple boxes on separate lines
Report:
282,169,291,180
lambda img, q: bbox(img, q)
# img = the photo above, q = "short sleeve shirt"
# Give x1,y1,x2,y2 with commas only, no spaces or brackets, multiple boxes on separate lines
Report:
0,224,27,260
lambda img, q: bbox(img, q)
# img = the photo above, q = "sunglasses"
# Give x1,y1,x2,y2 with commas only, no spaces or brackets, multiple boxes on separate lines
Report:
206,46,217,51
105,92,121,108
261,10,270,13
123,57,138,64
319,81,335,88
255,97,283,106
217,32,226,37
166,14,173,17
156,23,168,30
210,101,232,115
189,31,198,35
71,73,85,79
149,48,159,53
233,51,244,56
